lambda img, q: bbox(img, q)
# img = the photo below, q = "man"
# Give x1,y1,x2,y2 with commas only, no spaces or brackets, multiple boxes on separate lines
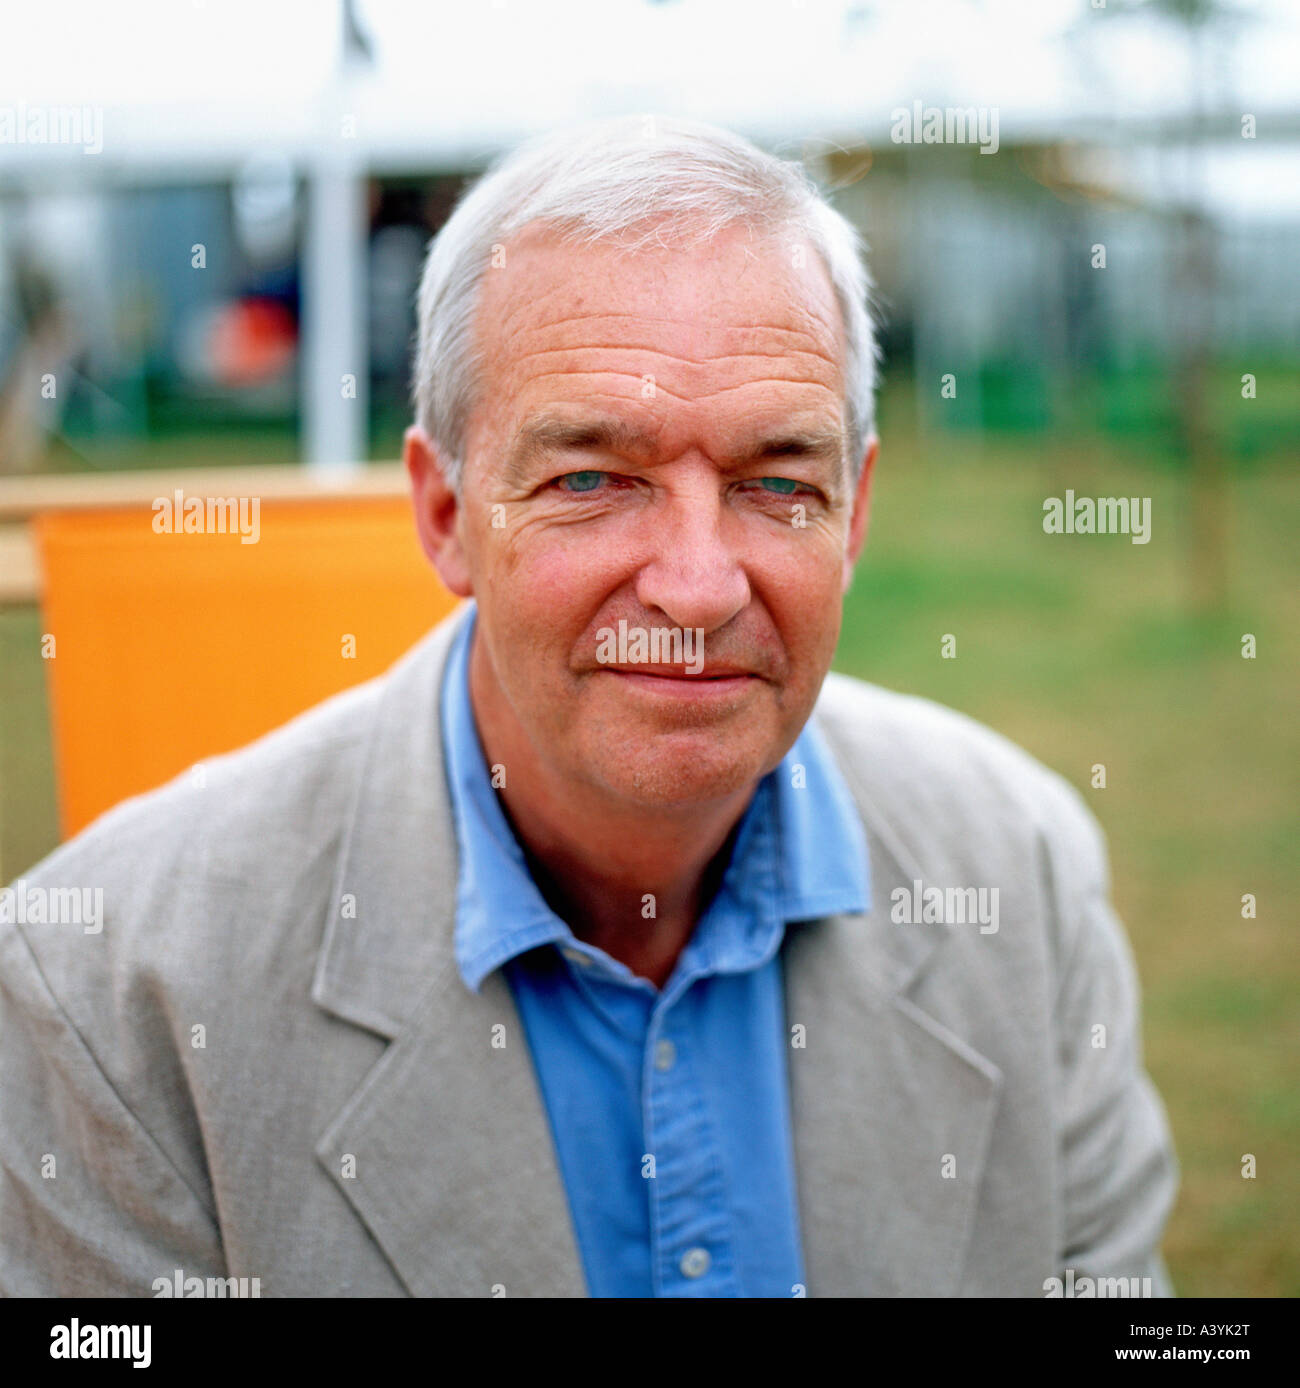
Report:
0,115,1177,1297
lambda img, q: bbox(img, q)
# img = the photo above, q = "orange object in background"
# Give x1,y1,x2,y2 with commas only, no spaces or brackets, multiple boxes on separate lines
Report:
34,495,460,839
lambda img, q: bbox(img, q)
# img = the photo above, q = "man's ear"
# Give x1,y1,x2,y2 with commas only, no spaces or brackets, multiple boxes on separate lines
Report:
842,433,879,592
405,425,473,598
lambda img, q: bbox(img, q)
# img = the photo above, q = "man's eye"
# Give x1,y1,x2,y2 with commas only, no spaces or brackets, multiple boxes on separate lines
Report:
756,476,800,495
556,470,606,493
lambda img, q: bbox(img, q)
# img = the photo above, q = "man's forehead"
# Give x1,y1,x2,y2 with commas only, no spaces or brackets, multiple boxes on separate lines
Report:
462,221,851,475
476,220,844,346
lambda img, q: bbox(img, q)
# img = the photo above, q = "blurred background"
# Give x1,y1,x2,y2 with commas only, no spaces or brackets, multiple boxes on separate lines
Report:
0,0,1296,1295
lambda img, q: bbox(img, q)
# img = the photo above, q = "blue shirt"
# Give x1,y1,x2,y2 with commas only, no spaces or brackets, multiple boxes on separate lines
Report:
441,603,870,1297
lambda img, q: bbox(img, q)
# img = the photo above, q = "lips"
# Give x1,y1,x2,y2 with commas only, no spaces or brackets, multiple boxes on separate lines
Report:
599,667,761,704
602,666,757,680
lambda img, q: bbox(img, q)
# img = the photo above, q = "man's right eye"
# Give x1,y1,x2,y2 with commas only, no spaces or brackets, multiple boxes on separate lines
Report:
556,471,606,492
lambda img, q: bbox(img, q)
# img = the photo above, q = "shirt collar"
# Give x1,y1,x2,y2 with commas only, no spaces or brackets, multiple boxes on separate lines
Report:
441,602,870,993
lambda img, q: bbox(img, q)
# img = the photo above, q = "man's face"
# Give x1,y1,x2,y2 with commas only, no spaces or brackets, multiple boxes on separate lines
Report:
413,221,875,810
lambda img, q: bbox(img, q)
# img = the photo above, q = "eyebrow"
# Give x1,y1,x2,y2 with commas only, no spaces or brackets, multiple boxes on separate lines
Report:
505,413,846,485
733,428,846,468
509,416,658,476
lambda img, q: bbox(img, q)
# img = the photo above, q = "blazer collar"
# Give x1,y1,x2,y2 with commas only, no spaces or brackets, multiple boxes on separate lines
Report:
311,605,1000,1296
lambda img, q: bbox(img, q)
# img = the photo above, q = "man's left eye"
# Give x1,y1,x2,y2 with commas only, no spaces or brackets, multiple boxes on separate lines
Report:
755,476,800,495
556,471,606,493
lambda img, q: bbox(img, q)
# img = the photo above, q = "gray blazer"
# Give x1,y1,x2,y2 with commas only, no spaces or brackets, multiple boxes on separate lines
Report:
0,603,1177,1297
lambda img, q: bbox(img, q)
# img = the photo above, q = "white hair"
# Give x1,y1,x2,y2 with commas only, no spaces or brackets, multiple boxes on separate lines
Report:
412,113,880,491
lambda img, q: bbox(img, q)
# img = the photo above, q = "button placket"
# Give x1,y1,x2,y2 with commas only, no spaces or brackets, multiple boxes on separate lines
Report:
644,1005,736,1295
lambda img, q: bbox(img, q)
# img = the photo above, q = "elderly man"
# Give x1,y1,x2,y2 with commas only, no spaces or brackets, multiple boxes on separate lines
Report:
0,115,1176,1298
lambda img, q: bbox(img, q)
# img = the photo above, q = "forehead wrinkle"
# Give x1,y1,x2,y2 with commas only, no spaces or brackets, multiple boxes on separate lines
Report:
499,321,843,378
510,370,840,414
503,345,842,383
505,301,838,342
507,331,839,366
480,279,845,392
481,223,843,335
488,271,842,346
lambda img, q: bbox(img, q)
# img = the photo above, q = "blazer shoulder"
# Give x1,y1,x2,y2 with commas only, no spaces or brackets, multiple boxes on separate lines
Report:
813,670,1107,875
2,669,393,1129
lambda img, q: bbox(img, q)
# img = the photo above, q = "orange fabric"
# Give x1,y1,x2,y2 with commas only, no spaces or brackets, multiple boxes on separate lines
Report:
34,495,460,839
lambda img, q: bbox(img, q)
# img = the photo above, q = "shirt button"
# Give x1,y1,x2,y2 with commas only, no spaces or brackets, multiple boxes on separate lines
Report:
653,1039,676,1071
679,1247,710,1279
561,947,591,968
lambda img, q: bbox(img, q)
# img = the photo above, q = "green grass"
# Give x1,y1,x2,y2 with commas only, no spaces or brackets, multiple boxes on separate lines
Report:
2,408,1296,1296
0,607,59,883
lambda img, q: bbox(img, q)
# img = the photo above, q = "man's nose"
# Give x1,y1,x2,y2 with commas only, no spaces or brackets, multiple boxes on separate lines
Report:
632,476,751,635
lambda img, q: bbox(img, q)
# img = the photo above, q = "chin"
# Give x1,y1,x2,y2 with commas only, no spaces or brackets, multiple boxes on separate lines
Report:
595,739,768,810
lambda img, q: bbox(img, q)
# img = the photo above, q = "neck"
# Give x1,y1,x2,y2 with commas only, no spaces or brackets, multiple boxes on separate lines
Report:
468,631,756,988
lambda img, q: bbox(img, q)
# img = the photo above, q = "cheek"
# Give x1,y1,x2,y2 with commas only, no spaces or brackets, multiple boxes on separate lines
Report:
490,528,616,615
759,535,846,666
471,522,623,670
762,525,846,603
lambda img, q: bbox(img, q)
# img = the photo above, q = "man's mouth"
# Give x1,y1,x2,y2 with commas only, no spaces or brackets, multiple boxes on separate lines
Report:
606,664,754,680
600,666,761,698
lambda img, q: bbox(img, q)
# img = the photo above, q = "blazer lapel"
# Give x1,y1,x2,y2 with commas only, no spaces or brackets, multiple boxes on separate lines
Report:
784,733,1004,1296
310,604,585,1297
314,965,585,1297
